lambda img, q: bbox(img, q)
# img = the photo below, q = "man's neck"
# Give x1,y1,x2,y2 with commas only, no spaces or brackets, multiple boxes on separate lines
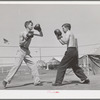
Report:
65,30,68,34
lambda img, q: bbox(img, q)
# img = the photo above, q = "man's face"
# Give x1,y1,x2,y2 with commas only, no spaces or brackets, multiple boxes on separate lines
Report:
27,22,33,30
62,26,68,33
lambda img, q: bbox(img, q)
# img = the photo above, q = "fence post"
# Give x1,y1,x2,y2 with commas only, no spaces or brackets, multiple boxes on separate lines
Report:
1,67,3,73
87,55,89,75
39,47,41,60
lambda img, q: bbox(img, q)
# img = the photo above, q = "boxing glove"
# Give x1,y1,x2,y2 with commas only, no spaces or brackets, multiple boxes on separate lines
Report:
34,24,41,32
54,29,62,37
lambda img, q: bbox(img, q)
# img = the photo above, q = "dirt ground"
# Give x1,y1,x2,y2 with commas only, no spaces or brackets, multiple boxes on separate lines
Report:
0,69,100,90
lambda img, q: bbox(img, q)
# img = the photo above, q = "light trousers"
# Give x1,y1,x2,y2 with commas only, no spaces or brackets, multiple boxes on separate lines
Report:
4,47,40,84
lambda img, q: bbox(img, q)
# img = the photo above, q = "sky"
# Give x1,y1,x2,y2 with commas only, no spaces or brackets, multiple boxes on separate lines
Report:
0,3,100,62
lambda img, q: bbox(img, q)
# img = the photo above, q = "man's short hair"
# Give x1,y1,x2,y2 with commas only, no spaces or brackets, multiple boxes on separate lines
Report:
62,23,71,30
24,20,33,28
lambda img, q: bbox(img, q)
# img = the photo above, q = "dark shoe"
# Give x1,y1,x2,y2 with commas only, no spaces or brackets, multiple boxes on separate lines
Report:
2,81,7,89
34,82,43,86
52,83,62,86
81,79,90,84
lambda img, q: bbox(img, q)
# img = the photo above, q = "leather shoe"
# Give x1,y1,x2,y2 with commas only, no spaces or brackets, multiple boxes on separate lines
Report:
52,83,62,86
81,79,90,84
2,81,7,89
34,82,43,86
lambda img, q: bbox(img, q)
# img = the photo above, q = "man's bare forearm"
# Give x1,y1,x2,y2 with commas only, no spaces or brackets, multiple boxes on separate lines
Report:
34,30,43,37
58,39,65,45
19,36,29,46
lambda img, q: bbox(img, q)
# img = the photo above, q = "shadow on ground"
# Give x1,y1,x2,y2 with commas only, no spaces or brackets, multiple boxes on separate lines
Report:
6,80,81,89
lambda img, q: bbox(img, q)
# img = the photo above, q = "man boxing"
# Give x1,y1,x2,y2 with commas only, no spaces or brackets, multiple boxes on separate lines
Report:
3,20,43,88
53,23,90,86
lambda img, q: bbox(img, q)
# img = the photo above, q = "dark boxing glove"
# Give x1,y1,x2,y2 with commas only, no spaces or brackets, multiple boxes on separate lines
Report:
26,31,34,38
54,29,62,39
34,24,41,32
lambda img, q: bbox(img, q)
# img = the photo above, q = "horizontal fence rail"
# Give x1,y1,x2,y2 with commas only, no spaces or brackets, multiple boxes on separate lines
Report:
0,43,100,68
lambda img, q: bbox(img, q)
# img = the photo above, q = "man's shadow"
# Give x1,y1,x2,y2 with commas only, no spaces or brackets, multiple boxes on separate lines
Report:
63,80,81,85
6,82,43,89
6,80,81,89
6,81,52,89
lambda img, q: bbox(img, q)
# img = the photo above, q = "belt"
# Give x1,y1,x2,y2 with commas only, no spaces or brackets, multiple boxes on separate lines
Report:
20,46,29,50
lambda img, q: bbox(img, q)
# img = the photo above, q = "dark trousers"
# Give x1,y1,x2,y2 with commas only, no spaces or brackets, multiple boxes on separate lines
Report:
55,47,87,83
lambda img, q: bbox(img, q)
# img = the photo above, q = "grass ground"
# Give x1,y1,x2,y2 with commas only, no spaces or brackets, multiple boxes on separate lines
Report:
0,67,100,90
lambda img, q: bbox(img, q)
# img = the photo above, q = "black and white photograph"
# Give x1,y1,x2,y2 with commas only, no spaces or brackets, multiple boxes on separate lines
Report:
0,1,100,99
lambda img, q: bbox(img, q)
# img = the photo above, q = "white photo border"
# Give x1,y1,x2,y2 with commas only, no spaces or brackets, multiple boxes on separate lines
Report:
0,1,100,99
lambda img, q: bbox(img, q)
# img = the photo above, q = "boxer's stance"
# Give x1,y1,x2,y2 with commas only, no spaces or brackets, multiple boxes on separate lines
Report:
3,20,43,88
52,23,90,86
